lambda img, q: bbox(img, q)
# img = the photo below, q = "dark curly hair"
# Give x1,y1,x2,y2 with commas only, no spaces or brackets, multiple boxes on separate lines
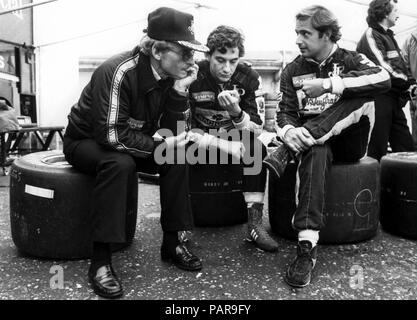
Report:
206,25,245,57
367,0,398,25
296,5,342,43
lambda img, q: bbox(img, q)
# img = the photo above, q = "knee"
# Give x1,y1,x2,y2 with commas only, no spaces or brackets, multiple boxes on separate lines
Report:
99,153,136,176
303,144,332,161
308,144,328,153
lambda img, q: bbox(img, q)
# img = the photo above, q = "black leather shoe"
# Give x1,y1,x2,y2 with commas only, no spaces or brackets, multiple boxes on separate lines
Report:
161,244,202,271
88,265,123,299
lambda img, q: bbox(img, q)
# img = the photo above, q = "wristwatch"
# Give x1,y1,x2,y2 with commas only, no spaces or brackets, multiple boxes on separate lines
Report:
322,78,332,93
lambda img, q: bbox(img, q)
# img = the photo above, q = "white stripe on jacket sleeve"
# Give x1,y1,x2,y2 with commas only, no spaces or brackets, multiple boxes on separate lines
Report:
365,28,408,81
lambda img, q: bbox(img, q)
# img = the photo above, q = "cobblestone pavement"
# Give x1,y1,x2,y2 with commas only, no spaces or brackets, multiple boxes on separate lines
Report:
1,175,417,300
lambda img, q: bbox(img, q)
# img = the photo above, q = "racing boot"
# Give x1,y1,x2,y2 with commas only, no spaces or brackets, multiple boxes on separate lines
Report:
247,203,278,252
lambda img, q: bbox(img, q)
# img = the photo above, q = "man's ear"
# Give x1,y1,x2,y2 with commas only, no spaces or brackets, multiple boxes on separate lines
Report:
323,30,332,42
151,44,162,61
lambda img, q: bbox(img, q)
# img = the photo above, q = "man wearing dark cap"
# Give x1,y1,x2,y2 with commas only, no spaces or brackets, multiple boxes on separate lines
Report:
63,7,208,299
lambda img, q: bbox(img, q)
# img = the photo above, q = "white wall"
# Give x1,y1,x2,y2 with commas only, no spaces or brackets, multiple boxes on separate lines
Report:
35,44,79,126
31,0,417,128
79,71,92,95
33,0,80,127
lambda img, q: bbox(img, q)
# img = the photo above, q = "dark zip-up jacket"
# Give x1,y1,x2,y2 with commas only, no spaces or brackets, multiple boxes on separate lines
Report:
277,46,391,132
65,46,188,158
189,60,263,135
357,21,416,95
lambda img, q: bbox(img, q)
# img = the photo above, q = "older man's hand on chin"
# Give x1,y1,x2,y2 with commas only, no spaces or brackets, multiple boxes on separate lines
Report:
173,64,199,94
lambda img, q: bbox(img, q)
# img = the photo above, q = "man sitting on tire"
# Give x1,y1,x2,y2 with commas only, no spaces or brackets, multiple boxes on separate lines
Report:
187,25,278,252
63,7,209,299
262,5,391,288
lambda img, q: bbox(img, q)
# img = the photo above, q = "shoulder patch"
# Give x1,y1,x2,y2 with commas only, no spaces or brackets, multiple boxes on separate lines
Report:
386,50,399,59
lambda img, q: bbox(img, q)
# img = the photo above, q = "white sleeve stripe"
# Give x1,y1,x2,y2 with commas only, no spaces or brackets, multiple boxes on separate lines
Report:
107,55,136,147
107,54,151,155
393,72,408,82
341,68,390,89
366,28,394,73
366,28,408,81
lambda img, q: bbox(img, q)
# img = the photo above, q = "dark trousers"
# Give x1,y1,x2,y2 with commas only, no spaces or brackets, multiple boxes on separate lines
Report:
63,137,193,244
367,93,414,161
292,97,373,231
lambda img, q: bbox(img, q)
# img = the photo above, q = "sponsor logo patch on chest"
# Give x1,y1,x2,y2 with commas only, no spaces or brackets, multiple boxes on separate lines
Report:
194,107,233,130
292,73,317,88
297,91,341,115
192,91,216,102
328,63,345,77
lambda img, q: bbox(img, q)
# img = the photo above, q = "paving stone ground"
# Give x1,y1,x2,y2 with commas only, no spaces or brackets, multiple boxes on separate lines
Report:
1,174,417,301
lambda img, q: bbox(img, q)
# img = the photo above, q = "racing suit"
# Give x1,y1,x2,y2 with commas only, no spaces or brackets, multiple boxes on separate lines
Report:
189,60,266,199
277,44,390,231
